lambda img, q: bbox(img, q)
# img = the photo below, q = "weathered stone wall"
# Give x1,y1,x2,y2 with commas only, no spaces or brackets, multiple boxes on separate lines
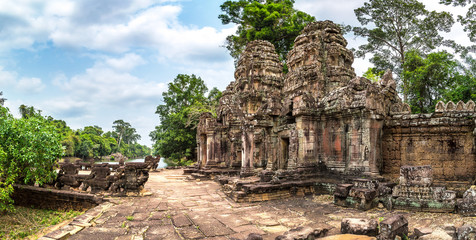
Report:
382,101,476,182
12,185,102,211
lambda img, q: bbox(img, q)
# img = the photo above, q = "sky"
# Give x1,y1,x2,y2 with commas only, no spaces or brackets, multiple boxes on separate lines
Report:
0,0,472,147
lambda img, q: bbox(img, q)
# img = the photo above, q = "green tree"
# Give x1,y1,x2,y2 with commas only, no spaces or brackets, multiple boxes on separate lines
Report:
403,50,462,113
0,92,5,106
83,126,104,136
151,74,218,165
0,107,63,211
352,0,454,101
112,120,140,149
219,0,315,62
362,68,384,82
18,104,41,119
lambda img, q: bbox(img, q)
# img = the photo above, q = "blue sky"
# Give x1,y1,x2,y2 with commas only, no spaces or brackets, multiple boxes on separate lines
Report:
0,0,471,146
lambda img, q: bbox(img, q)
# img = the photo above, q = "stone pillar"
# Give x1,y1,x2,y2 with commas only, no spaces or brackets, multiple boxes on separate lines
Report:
205,133,217,167
241,126,254,176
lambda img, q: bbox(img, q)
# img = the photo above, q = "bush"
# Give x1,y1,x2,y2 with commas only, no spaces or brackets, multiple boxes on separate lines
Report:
0,107,63,211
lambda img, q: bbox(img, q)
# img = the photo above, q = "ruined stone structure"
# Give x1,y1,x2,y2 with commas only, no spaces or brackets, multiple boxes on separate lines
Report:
56,162,150,195
194,21,476,202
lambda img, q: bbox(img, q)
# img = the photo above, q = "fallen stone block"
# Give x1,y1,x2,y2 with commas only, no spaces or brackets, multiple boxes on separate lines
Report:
341,218,378,236
378,215,408,240
275,225,329,240
413,227,432,238
419,228,453,240
334,184,353,198
457,225,476,240
245,233,263,240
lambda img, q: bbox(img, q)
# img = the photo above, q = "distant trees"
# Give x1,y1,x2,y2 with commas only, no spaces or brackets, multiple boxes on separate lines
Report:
0,106,63,211
150,74,221,166
219,0,315,63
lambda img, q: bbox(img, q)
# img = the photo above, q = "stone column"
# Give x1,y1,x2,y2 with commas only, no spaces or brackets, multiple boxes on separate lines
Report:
241,125,254,176
205,133,217,168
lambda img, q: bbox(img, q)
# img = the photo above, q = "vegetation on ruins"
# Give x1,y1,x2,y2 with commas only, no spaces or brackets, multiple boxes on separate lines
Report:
150,74,221,166
351,0,454,102
219,0,315,63
0,106,63,212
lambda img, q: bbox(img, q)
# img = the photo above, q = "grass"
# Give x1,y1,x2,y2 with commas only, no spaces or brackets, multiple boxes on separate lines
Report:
0,206,82,239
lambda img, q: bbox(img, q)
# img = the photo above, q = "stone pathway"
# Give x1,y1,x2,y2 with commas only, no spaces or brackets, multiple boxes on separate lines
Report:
40,169,476,240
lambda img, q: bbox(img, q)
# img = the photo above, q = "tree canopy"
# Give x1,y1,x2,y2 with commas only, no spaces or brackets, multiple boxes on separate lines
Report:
150,74,221,166
440,0,476,42
219,0,315,62
352,0,454,101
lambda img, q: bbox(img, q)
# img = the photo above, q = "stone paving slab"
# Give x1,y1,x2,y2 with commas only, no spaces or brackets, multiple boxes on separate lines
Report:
38,169,476,240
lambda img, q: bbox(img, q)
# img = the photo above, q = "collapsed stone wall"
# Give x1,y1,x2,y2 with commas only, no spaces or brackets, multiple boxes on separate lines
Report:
382,100,476,182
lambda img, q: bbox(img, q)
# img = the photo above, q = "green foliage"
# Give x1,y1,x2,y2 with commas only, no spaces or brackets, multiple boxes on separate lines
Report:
151,74,220,166
402,50,475,113
219,0,315,62
0,91,5,106
352,0,454,100
0,107,63,211
362,68,384,82
18,104,42,119
112,120,141,149
440,0,476,42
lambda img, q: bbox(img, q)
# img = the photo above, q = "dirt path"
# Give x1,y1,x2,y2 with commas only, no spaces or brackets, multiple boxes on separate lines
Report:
40,169,476,240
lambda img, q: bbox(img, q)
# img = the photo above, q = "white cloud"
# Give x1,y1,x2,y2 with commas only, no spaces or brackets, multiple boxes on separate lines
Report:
0,0,234,66
0,66,45,93
104,53,146,72
16,77,44,93
0,66,17,87
50,53,166,116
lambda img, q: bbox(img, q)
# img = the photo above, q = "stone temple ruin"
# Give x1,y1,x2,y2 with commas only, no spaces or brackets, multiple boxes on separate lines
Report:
189,21,476,213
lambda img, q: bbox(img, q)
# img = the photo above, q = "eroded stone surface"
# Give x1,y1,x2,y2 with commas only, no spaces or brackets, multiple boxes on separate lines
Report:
191,20,476,205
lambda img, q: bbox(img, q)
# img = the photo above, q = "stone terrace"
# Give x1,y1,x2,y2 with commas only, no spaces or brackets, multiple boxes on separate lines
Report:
40,169,476,240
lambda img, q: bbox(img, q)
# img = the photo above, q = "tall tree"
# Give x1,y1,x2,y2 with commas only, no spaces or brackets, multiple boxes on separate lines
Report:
19,104,41,119
352,0,454,101
403,50,463,113
151,74,216,165
112,120,131,149
219,0,315,62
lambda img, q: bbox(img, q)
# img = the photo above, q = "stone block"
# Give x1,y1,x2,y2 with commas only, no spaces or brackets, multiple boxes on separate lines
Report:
275,226,329,240
378,215,408,240
334,184,353,197
353,179,379,190
349,188,377,201
419,228,453,240
399,165,433,187
341,218,378,236
413,227,432,238
457,225,476,240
